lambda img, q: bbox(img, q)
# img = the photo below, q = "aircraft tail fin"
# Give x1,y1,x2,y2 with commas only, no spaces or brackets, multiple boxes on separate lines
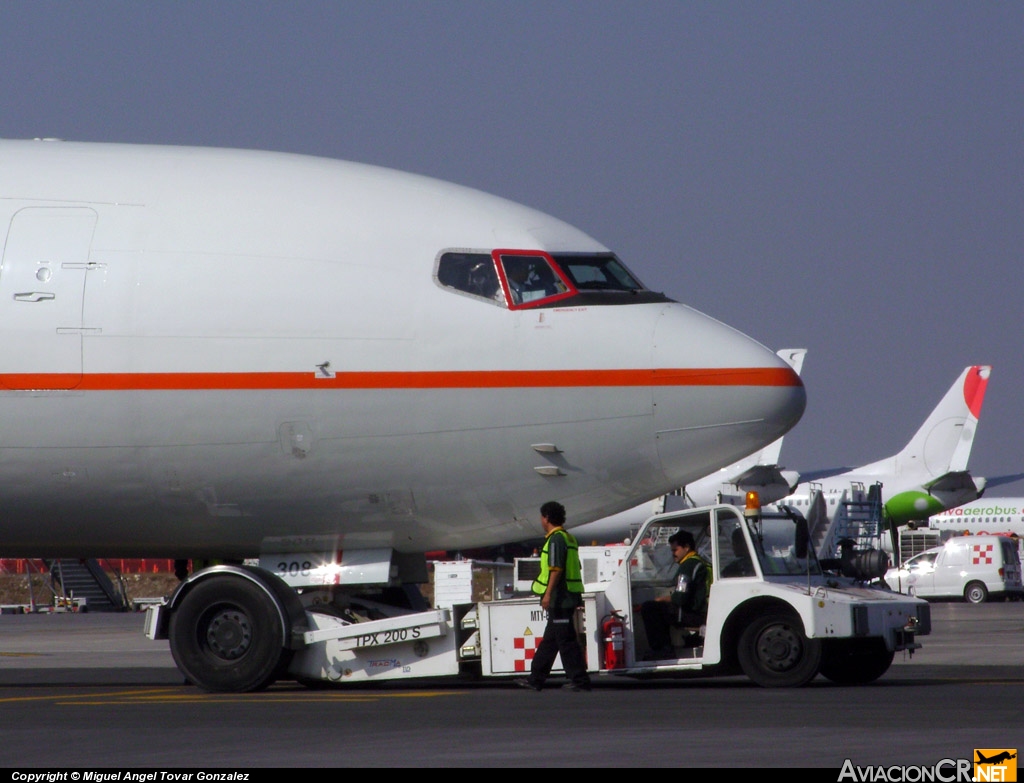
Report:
859,365,991,479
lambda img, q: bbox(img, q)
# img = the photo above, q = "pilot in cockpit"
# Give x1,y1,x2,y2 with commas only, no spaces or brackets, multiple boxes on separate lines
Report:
506,261,539,304
506,259,563,304
467,261,500,300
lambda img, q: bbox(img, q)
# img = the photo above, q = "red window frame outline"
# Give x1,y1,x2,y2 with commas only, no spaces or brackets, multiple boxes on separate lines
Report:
491,249,578,310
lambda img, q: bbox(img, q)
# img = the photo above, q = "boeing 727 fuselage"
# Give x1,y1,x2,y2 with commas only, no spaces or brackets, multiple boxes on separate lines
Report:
0,140,805,559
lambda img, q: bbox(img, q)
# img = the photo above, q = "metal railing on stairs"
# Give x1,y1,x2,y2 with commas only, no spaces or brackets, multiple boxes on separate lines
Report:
46,559,129,612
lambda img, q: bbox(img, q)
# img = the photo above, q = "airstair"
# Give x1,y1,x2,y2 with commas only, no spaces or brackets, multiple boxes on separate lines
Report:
812,482,886,558
47,559,128,611
831,482,884,551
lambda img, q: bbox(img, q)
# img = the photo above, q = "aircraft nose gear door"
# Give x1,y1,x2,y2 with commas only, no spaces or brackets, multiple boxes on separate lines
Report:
0,207,97,390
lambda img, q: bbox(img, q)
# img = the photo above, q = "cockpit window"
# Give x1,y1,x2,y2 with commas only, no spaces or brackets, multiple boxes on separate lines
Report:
551,253,645,292
436,248,669,309
495,251,574,308
436,252,505,304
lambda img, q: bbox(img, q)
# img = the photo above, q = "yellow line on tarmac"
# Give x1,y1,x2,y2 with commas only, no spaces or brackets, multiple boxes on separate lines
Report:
0,688,177,704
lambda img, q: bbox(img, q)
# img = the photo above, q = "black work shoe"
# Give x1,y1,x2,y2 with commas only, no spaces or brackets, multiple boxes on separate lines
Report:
562,682,592,691
514,679,541,691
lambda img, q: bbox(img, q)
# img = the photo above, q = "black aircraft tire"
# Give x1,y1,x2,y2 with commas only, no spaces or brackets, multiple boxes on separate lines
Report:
737,612,822,688
819,638,895,685
169,576,287,693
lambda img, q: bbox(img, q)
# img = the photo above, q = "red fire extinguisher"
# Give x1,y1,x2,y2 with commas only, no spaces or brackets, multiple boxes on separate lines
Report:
602,611,625,670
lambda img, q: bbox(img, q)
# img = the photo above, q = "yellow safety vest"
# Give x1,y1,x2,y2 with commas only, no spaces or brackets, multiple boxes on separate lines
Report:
532,528,584,595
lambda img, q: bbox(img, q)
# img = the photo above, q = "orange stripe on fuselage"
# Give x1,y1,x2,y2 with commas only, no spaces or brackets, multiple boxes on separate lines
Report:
0,368,801,392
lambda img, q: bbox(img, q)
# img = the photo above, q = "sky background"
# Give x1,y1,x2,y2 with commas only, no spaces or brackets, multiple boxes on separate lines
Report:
2,2,1022,494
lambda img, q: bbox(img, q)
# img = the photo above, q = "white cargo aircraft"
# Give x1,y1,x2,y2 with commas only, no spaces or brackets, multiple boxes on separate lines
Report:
0,140,805,571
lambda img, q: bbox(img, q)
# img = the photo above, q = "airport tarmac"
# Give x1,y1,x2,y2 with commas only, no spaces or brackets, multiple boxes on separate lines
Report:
0,602,1021,768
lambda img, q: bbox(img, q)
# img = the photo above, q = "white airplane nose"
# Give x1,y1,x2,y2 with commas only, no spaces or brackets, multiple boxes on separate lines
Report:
651,303,806,485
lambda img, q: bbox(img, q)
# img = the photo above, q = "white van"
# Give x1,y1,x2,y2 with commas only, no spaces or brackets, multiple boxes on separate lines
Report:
884,535,1023,603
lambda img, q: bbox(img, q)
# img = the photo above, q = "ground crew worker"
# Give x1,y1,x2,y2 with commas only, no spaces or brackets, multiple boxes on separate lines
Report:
640,529,712,659
515,501,592,691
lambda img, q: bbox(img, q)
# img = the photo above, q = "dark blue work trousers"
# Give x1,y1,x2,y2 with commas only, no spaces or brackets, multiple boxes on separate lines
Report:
528,607,591,689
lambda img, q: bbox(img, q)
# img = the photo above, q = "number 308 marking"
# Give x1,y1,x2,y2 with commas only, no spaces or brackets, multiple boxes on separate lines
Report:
276,560,312,577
